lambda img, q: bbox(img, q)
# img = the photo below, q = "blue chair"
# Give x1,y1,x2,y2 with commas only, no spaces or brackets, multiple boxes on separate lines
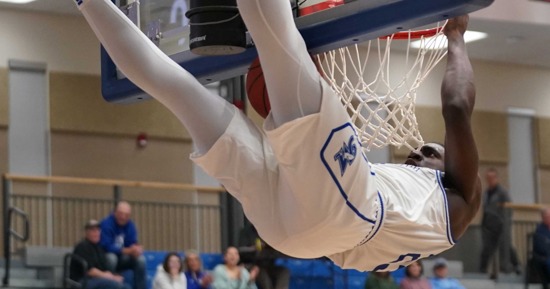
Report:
311,259,333,278
289,277,307,289
146,271,155,289
200,253,224,270
390,267,406,284
348,275,368,289
332,269,368,289
282,258,336,289
121,270,134,289
284,259,316,277
143,251,169,271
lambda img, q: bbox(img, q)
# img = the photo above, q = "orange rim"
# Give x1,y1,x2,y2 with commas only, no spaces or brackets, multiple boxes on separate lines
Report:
379,27,443,40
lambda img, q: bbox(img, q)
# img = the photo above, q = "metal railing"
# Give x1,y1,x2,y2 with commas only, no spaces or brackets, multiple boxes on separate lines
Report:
4,174,545,282
6,194,223,251
63,253,88,289
2,173,225,285
2,205,30,286
512,220,539,267
506,202,546,268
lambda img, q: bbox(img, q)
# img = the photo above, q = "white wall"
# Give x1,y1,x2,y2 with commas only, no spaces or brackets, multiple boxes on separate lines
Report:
0,8,100,75
472,0,550,25
376,49,550,118
2,7,550,117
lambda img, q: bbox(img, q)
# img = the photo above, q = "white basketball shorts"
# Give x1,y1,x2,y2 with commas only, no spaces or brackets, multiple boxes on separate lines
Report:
191,82,382,258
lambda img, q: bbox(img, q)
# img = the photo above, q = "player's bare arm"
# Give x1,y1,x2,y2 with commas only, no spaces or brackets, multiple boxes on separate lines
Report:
440,15,482,239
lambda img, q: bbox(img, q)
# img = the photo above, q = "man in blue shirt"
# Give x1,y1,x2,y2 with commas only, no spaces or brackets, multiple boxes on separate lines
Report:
100,201,146,289
533,208,550,289
430,258,465,289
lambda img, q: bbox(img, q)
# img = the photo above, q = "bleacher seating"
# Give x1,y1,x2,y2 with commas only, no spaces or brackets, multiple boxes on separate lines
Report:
24,246,73,288
60,250,421,289
16,246,535,289
142,251,225,289
333,268,367,289
142,251,375,289
200,253,224,271
274,256,406,289
144,251,170,272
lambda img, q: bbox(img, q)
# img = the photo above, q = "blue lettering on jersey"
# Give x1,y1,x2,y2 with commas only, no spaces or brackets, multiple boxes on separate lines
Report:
372,253,422,272
320,123,376,224
372,253,426,272
334,135,357,176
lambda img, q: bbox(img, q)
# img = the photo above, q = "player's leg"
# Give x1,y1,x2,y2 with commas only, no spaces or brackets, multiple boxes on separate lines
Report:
236,0,323,127
76,0,290,248
75,0,234,154
479,227,499,273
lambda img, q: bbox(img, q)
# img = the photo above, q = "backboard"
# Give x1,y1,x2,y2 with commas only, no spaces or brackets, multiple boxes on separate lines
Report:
101,0,493,103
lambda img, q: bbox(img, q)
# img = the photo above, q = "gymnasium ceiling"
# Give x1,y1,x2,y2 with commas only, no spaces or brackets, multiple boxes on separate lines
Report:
1,0,550,69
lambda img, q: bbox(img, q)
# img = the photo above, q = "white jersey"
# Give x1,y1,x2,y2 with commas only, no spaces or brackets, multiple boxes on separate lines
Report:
192,82,455,271
328,163,455,271
76,0,456,273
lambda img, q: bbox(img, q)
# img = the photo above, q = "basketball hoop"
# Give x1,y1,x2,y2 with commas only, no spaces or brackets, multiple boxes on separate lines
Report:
384,27,443,40
317,22,448,151
298,0,345,16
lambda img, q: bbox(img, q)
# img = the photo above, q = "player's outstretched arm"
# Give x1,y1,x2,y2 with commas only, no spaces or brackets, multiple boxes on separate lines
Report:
440,16,481,220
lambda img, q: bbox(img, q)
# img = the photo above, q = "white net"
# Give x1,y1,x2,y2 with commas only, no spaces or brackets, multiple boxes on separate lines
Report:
317,23,448,151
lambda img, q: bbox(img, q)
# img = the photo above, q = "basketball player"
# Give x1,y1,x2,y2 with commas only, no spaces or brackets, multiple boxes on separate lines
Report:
74,0,480,271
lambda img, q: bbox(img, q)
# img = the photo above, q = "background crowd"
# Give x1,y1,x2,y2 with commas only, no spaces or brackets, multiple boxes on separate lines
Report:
69,170,550,289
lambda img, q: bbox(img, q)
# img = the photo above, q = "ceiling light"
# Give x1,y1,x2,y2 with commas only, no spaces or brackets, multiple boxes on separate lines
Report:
0,0,36,3
410,30,488,49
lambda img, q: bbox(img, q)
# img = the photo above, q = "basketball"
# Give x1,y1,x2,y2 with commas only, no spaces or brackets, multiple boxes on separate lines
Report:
246,57,271,118
246,56,325,119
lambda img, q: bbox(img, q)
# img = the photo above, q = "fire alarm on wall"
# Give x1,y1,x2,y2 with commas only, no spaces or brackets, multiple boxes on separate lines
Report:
137,133,148,148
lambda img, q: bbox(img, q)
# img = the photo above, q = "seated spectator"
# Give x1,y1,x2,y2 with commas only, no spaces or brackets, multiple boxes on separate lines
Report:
153,252,187,289
429,258,465,289
364,272,398,289
70,219,131,289
184,250,213,289
533,208,550,289
238,222,289,289
100,201,146,289
212,247,258,289
400,260,431,289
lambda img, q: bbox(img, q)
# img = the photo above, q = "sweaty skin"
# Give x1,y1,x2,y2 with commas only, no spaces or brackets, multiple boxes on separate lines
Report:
405,16,481,241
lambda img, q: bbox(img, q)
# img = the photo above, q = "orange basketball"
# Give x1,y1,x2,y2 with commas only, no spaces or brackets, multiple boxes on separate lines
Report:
246,57,271,118
245,56,324,119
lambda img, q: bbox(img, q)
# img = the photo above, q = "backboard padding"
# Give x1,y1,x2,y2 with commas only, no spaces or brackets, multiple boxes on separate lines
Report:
101,0,493,103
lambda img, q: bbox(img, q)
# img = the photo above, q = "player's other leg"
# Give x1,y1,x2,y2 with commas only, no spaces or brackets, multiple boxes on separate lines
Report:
74,0,233,155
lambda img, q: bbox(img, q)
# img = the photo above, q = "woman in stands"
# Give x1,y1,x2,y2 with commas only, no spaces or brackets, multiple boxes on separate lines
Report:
153,252,187,289
212,247,258,289
400,261,431,289
184,251,213,289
